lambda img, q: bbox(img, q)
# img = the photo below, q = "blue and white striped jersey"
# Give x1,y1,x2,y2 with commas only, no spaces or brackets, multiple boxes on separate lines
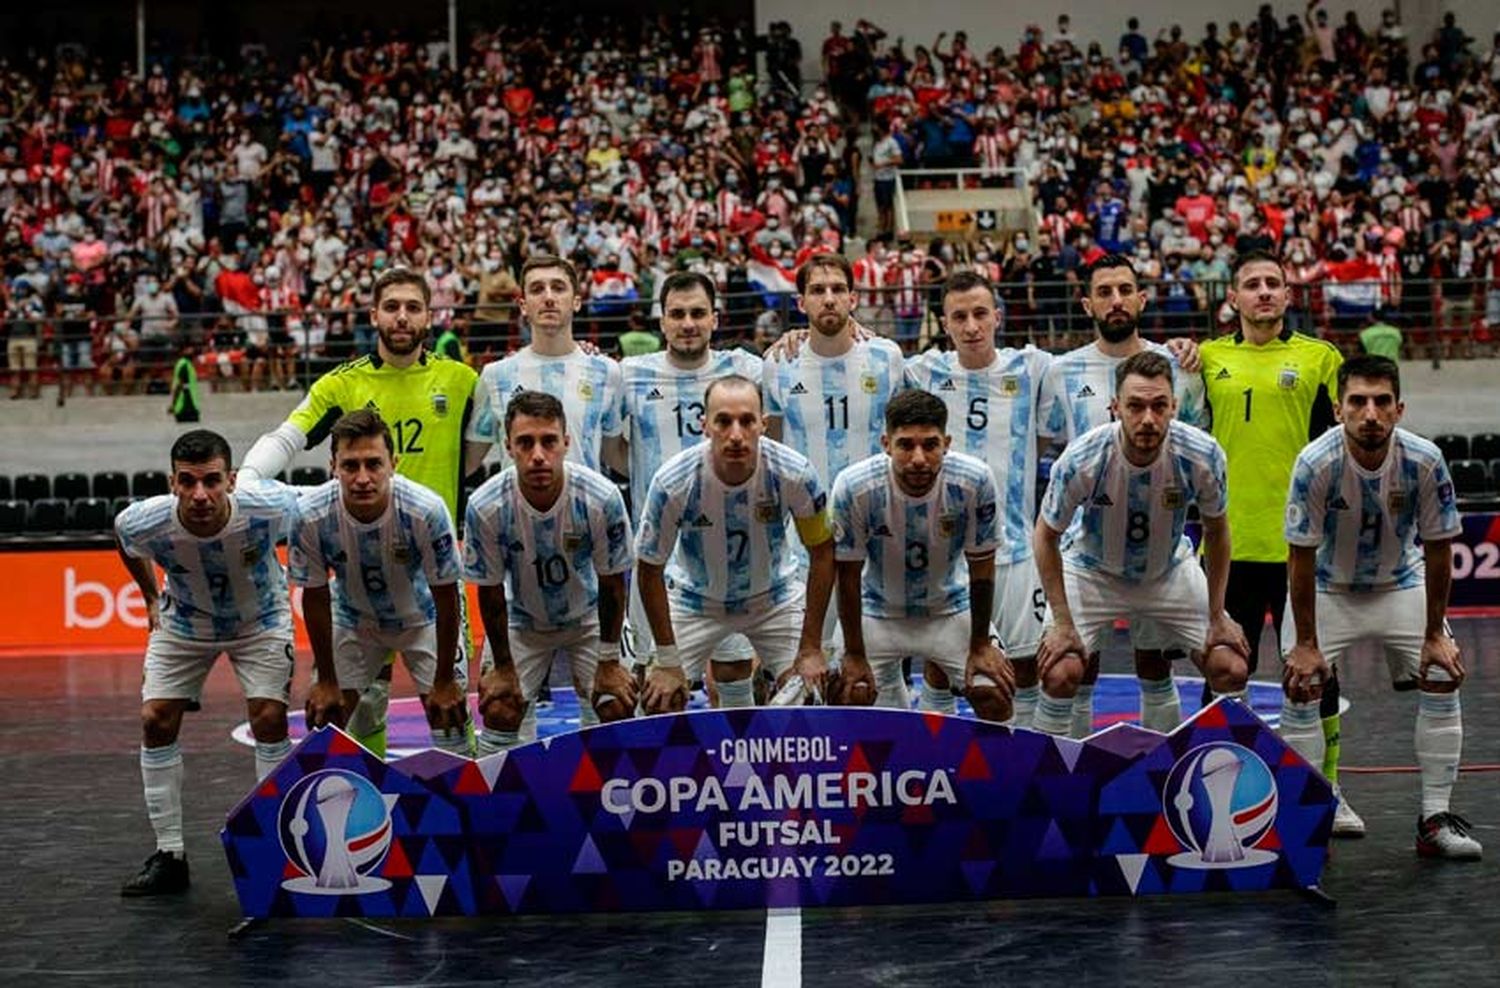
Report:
620,348,763,520
906,346,1051,564
832,451,999,619
287,475,460,631
115,480,298,641
763,337,909,490
635,438,828,615
466,347,624,472
1040,421,1228,582
1037,340,1207,443
463,462,634,631
1284,427,1461,593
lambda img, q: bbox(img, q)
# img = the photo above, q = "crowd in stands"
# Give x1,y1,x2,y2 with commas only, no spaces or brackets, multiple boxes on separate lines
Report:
2,6,1500,399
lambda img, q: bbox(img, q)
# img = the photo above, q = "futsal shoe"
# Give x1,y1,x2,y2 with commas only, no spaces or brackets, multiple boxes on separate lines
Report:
1330,786,1367,838
1416,812,1483,860
121,850,190,896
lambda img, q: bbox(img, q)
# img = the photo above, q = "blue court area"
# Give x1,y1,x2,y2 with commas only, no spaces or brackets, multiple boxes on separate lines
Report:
229,673,1288,757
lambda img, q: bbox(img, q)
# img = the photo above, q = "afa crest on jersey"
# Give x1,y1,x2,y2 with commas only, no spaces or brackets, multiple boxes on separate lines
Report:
431,393,449,417
938,512,958,536
755,498,778,523
392,543,412,565
1277,368,1299,389
860,374,878,395
242,545,262,566
578,381,595,400
999,375,1020,397
1162,488,1185,510
563,532,584,552
1387,489,1407,512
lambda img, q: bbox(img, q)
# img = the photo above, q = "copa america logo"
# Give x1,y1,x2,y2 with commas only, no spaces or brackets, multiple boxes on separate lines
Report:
1161,743,1279,870
277,769,394,894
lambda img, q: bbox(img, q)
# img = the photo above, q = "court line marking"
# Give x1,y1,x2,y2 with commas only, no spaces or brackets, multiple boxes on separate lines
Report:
761,907,802,988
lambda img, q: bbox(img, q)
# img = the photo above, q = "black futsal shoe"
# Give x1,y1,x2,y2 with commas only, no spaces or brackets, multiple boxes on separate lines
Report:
121,850,190,896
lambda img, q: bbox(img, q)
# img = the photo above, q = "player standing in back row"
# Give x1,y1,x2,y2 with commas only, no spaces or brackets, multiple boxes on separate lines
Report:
238,267,479,757
1199,250,1354,833
1280,355,1480,859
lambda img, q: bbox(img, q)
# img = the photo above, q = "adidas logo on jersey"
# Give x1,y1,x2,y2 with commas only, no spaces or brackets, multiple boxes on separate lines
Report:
1076,385,1095,398
690,513,714,528
645,387,665,401
1328,496,1350,510
789,382,809,395
938,380,957,391
1215,368,1231,380
1091,493,1114,507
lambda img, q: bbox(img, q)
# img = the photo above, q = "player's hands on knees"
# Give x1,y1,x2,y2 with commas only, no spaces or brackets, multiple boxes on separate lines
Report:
1206,611,1250,658
642,665,689,714
591,660,639,722
1037,624,1087,679
1418,634,1464,692
965,641,1015,699
424,676,468,732
1282,642,1329,703
305,680,346,730
792,645,829,698
478,664,526,731
834,650,877,706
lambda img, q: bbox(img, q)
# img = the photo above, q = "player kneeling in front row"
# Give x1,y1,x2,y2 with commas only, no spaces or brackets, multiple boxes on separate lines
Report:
115,430,301,895
463,390,637,753
831,389,1015,719
635,374,836,712
1033,352,1249,735
291,410,472,756
1280,355,1480,859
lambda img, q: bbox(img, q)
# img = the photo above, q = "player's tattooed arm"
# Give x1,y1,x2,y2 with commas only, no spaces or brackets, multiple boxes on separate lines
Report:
426,582,467,731
592,572,637,720
1032,519,1086,676
1284,544,1330,702
835,559,876,705
476,583,525,731
638,561,688,713
1419,538,1463,690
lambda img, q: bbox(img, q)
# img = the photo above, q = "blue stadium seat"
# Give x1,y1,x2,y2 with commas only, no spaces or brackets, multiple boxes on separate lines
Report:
1471,433,1500,464
0,476,10,501
1450,460,1490,499
14,473,50,503
26,498,69,534
131,470,169,498
53,472,90,503
92,471,130,501
290,466,328,487
0,500,25,536
110,496,137,519
68,498,112,532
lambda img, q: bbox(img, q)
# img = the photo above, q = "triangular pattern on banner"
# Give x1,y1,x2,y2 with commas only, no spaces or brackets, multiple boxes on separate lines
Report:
569,751,604,792
960,859,995,894
414,875,447,915
922,712,947,737
382,838,414,879
327,730,364,756
1037,820,1072,859
1100,816,1139,855
958,740,993,780
723,757,755,788
843,743,871,775
477,752,507,789
495,874,530,911
1054,737,1084,772
1116,853,1150,893
573,834,608,874
1257,827,1282,851
1194,702,1229,728
256,777,279,798
1143,814,1182,856
452,761,490,796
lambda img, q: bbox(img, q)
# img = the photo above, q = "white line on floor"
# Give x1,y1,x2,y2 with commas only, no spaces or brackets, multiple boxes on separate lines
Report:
761,907,802,988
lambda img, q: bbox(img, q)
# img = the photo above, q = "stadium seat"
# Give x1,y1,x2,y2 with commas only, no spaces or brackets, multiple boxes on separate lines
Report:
488,461,505,478
1450,460,1490,499
53,472,90,502
1470,433,1500,463
290,466,328,486
110,496,136,518
131,470,169,498
92,471,130,501
68,498,112,532
1432,434,1469,463
0,476,10,501
26,498,69,534
14,473,50,503
0,500,25,536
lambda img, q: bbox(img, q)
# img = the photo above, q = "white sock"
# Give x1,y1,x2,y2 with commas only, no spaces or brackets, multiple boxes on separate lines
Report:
141,742,185,854
1280,700,1326,773
918,680,956,715
578,697,601,728
1416,691,1462,819
1012,684,1040,728
875,662,911,709
1069,684,1096,739
519,702,538,742
716,676,754,708
1138,676,1182,732
477,727,520,756
1212,687,1248,704
254,738,293,781
1033,692,1074,736
430,725,471,756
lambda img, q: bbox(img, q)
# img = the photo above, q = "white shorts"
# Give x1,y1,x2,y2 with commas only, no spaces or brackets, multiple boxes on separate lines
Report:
1048,562,1209,655
994,558,1045,660
1278,585,1435,686
333,623,468,694
627,579,753,670
479,619,604,700
669,594,804,682
863,612,990,684
142,627,295,704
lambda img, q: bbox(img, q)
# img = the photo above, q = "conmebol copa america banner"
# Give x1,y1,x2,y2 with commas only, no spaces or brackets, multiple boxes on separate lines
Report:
222,700,1333,918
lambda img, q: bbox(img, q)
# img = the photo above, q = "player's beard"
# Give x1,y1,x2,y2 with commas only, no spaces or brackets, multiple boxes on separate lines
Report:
379,323,424,356
667,335,710,363
1352,424,1391,452
812,309,848,337
1096,312,1137,344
